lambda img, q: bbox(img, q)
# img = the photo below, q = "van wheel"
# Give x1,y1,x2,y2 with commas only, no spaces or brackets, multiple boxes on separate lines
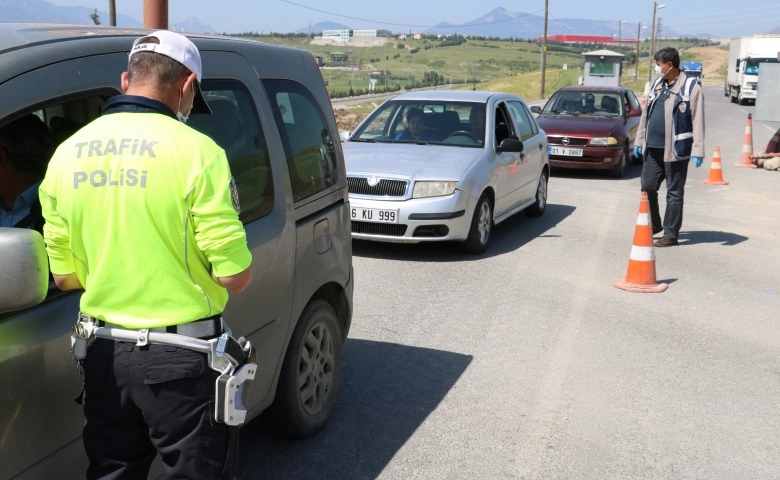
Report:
262,300,343,438
460,195,492,254
611,146,628,178
525,171,548,217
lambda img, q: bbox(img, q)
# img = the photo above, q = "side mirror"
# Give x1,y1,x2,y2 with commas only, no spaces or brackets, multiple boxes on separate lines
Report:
627,108,642,117
0,228,49,314
339,131,351,143
497,138,524,154
530,106,542,114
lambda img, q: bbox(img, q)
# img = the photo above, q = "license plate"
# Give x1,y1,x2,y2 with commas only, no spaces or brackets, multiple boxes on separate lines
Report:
549,146,583,157
351,207,399,224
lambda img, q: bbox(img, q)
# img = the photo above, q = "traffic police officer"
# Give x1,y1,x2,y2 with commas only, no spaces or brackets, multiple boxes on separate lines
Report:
39,31,252,479
635,47,705,247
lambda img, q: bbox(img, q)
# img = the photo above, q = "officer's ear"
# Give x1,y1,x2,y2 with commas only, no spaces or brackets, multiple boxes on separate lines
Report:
182,72,197,98
121,72,130,94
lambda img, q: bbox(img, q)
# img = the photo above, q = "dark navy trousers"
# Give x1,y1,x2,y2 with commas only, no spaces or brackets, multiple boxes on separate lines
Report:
81,339,238,480
641,148,690,240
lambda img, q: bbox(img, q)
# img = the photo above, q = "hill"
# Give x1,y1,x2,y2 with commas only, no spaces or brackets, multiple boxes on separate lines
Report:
296,21,349,34
767,26,780,34
172,17,215,34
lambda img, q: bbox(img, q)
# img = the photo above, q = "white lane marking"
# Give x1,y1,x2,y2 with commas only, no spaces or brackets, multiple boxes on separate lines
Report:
764,125,777,134
630,245,655,261
741,109,750,115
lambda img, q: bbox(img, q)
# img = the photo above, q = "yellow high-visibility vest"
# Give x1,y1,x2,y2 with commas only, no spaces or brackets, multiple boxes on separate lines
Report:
40,111,252,329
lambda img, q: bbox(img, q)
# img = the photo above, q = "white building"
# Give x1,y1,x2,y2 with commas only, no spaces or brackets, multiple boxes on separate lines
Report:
353,30,377,38
322,29,349,43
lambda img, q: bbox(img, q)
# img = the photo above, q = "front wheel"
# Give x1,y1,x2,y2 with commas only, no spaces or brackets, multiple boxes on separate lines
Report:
460,195,493,254
611,146,628,178
262,300,343,438
525,171,548,217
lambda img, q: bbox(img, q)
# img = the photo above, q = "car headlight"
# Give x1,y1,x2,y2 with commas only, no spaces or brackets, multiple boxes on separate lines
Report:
413,181,457,198
590,137,618,146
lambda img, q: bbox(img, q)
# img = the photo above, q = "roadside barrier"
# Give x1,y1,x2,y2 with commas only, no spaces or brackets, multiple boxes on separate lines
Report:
702,146,729,185
736,113,757,169
614,192,668,294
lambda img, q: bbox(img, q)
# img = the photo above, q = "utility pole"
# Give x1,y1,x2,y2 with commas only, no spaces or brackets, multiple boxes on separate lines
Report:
108,0,116,26
143,0,168,30
647,2,665,84
540,0,549,99
656,18,663,51
635,23,641,81
618,20,625,46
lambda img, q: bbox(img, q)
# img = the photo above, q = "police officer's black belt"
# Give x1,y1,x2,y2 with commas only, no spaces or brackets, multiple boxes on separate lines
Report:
95,314,222,339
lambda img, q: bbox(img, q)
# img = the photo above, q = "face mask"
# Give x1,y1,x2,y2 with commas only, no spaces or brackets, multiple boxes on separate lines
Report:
654,64,663,75
176,84,192,123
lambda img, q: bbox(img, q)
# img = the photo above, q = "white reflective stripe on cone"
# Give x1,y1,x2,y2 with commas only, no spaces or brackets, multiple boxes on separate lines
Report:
742,145,753,152
636,213,651,226
630,245,655,262
745,127,752,134
711,162,722,169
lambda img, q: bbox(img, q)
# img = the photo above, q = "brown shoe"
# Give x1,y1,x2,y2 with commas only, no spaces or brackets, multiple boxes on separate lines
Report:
654,236,678,247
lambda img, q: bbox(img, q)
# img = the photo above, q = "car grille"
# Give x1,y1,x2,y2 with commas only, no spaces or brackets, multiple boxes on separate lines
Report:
547,136,588,146
347,177,408,197
351,221,408,236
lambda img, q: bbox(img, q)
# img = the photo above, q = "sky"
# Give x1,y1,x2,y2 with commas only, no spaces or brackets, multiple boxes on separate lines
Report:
46,0,780,37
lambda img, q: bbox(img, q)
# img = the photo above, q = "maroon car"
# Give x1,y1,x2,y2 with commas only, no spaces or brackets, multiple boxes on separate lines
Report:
531,86,642,178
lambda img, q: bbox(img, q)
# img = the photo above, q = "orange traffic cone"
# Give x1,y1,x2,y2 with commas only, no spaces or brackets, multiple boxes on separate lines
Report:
702,146,729,185
614,193,668,293
736,113,757,168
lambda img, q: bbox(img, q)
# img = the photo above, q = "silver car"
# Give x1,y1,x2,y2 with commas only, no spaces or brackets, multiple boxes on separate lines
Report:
343,91,550,253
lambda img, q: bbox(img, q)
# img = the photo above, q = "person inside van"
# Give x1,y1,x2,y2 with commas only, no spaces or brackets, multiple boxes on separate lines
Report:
0,114,52,231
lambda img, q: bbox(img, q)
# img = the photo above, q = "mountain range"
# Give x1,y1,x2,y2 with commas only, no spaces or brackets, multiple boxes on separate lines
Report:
0,0,214,33
296,7,723,39
422,7,691,39
295,21,349,34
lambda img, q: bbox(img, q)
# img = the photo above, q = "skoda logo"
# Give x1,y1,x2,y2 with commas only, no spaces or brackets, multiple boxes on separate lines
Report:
367,176,380,187
562,137,571,145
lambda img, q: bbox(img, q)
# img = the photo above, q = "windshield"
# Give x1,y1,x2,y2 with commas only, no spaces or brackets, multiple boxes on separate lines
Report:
684,71,702,79
351,100,487,148
745,58,779,75
541,91,624,117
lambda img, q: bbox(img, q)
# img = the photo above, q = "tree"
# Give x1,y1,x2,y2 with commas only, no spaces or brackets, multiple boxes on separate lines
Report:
90,8,100,25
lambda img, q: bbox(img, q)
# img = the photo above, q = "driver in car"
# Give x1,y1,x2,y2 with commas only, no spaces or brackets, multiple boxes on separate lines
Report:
469,106,486,140
395,108,436,142
582,94,596,113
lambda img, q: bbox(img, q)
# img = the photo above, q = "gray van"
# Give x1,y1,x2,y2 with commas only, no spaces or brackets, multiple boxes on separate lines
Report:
0,23,353,479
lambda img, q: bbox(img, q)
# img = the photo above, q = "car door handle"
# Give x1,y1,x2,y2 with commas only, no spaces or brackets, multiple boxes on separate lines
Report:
538,143,543,150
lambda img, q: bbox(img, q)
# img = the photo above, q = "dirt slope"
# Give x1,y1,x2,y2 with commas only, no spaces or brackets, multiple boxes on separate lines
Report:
686,47,729,86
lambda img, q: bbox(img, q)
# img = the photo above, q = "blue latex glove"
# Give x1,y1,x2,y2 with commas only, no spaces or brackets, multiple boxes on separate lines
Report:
634,146,642,159
693,156,703,168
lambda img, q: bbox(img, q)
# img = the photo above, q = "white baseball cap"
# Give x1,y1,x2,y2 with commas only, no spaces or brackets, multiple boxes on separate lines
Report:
129,30,211,114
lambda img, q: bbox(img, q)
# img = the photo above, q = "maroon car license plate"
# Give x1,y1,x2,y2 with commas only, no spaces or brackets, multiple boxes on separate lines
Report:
549,146,583,157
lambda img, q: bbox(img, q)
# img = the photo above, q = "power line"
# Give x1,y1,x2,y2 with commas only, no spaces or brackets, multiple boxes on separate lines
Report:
548,13,576,35
671,3,780,19
280,0,545,29
666,9,780,27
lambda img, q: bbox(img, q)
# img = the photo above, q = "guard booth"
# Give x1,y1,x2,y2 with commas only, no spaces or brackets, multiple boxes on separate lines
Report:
581,49,624,87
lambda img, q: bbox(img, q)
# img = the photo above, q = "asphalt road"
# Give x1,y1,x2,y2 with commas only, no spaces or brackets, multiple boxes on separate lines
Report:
238,86,780,479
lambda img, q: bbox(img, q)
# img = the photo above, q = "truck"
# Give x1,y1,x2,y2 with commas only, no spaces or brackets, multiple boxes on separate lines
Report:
681,61,703,80
725,35,780,105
